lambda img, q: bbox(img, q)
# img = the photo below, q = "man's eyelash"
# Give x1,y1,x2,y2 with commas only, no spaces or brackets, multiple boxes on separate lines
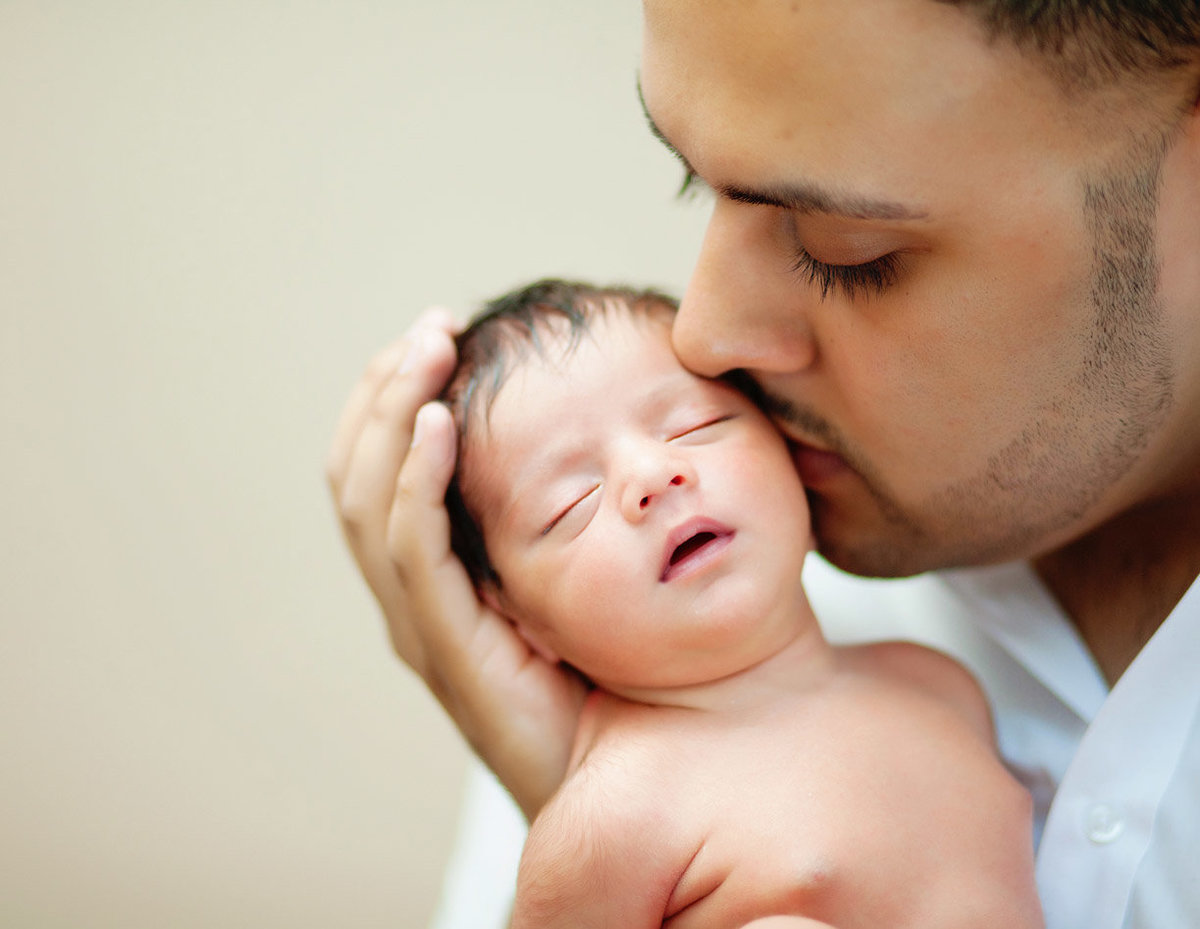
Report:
677,168,705,200
790,247,901,300
672,168,899,297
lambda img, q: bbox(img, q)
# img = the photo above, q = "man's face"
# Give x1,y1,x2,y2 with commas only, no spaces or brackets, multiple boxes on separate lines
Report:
464,311,814,695
641,0,1198,576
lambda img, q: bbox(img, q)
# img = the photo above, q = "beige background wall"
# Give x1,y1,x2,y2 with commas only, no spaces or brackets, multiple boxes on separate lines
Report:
0,2,702,927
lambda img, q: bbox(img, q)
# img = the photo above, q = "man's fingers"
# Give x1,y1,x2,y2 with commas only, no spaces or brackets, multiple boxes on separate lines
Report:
387,400,514,678
377,400,463,667
389,401,460,589
412,304,461,337
324,337,406,497
325,306,460,498
337,326,458,560
324,309,461,673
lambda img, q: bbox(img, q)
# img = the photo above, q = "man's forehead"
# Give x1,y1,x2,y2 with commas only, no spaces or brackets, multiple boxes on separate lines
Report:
639,84,929,222
639,0,893,189
639,0,1059,223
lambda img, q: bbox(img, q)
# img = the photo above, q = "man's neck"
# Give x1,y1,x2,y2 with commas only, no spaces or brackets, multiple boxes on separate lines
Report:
1035,488,1200,687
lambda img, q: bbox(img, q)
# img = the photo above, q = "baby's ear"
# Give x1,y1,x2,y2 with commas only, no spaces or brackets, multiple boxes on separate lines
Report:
479,582,507,618
480,584,562,666
514,625,561,667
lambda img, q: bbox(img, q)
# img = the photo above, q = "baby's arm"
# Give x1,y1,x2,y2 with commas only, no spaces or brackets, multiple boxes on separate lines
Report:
511,773,678,929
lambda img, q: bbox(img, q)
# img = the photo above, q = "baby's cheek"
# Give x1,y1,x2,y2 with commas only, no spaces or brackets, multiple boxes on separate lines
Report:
572,560,628,608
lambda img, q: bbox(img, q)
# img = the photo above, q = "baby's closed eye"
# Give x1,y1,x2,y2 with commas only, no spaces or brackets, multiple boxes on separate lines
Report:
541,484,601,537
668,414,738,444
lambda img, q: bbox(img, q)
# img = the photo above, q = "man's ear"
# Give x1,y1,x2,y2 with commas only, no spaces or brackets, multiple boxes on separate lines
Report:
480,583,562,666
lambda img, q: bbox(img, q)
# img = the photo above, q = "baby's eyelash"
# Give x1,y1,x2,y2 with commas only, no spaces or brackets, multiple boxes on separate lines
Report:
540,505,570,536
671,414,735,441
541,485,598,536
790,247,901,300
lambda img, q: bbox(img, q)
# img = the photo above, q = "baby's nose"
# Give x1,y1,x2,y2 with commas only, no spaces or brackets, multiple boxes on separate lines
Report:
638,474,685,509
621,466,690,522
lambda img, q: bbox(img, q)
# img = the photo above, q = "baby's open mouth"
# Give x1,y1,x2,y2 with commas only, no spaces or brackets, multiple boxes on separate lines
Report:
660,522,734,582
669,532,718,567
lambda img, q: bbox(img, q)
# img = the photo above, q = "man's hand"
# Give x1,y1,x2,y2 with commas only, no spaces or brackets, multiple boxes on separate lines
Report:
326,309,587,819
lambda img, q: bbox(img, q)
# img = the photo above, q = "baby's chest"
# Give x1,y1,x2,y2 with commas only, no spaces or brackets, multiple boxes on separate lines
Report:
647,716,941,928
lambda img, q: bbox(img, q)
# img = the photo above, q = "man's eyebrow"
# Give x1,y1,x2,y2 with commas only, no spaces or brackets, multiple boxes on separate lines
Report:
637,81,928,222
720,182,927,221
638,80,697,175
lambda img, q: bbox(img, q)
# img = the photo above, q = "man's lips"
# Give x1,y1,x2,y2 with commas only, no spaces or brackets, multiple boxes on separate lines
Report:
660,517,734,583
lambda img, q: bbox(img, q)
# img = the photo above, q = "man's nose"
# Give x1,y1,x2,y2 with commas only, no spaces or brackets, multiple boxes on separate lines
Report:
619,450,696,523
673,199,818,379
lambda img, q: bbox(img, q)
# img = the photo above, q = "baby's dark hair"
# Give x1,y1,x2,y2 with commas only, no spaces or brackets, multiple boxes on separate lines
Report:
441,278,679,590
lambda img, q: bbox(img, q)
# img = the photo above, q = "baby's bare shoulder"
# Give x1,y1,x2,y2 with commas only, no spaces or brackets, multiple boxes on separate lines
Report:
516,725,702,925
539,707,704,851
837,641,994,745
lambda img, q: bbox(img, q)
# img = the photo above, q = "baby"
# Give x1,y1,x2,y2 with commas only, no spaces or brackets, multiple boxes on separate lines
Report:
441,279,1043,929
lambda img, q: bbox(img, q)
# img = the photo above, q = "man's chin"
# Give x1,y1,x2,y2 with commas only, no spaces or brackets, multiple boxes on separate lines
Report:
812,506,1035,579
813,537,930,579
808,497,936,579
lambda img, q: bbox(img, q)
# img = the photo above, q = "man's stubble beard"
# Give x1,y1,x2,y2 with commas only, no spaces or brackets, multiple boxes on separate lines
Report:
809,138,1176,578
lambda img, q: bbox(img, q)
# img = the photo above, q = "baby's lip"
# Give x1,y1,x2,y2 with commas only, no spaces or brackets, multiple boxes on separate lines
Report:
660,517,735,583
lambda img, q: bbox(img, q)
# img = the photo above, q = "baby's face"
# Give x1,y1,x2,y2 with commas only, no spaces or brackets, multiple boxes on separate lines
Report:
462,310,814,694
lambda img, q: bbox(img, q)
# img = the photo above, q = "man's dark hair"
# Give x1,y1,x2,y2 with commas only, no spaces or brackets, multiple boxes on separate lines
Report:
938,1,1200,92
441,278,678,590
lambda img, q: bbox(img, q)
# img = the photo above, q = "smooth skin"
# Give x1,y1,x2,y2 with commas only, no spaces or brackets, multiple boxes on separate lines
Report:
467,311,815,703
326,308,586,815
466,311,1038,928
641,0,1200,685
326,0,1200,819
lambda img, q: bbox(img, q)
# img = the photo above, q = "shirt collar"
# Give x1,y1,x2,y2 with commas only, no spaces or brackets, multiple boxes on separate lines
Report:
939,562,1109,723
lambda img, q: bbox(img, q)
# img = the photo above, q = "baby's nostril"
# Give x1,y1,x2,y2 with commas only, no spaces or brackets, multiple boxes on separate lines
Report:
640,496,650,508
670,475,683,486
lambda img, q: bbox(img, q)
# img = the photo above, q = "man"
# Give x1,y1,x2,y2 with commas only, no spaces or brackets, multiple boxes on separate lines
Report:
326,1,1199,926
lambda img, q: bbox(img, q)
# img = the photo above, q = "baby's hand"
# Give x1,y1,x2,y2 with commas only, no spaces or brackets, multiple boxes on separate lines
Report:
326,308,585,818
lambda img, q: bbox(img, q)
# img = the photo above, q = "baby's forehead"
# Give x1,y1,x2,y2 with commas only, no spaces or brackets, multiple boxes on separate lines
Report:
469,306,673,416
459,308,678,479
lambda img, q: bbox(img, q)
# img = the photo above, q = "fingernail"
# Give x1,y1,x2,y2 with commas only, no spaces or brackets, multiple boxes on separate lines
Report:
398,329,439,376
398,340,417,376
411,404,429,449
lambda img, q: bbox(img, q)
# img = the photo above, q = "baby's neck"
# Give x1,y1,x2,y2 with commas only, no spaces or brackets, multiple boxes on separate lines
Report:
597,619,837,714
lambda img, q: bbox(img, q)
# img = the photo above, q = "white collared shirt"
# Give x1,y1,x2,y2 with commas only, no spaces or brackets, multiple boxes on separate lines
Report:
1018,575,1199,929
430,559,1200,929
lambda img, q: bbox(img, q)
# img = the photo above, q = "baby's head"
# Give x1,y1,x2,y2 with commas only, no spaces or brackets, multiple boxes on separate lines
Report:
442,278,679,588
442,278,815,694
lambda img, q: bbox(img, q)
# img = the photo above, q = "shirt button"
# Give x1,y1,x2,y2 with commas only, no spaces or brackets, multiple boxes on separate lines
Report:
1085,802,1126,844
